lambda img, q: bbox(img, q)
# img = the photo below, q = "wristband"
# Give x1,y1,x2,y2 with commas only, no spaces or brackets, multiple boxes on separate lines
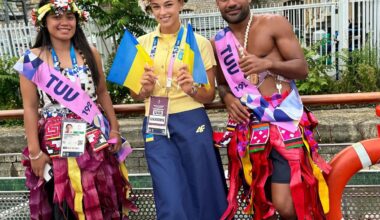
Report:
110,130,121,136
29,150,43,160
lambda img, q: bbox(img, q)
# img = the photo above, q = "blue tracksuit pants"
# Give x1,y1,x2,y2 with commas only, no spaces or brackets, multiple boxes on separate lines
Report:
142,108,227,220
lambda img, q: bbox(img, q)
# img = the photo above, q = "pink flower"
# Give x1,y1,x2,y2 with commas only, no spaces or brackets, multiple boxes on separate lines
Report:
81,11,90,21
30,9,37,26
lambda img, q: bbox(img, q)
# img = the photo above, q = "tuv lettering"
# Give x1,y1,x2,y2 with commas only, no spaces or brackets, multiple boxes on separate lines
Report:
220,44,239,75
46,74,79,102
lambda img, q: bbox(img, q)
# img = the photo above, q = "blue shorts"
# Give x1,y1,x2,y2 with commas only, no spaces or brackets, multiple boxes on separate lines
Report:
142,108,227,220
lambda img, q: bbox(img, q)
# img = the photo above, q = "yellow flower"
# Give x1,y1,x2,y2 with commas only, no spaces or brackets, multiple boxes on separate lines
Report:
37,3,52,21
71,2,79,13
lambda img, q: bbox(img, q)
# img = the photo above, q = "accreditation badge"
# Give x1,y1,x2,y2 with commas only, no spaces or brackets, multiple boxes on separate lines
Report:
86,125,109,152
147,96,169,136
60,119,87,157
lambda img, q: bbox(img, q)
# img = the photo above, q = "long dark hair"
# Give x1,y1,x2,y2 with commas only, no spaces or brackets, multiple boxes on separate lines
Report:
32,0,99,87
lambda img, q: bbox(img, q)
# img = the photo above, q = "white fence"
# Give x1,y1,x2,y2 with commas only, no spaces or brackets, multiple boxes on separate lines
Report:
0,22,113,61
0,23,36,58
1,0,379,65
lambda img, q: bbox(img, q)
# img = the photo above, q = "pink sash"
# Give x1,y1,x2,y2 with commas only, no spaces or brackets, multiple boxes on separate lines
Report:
214,29,258,98
14,50,109,134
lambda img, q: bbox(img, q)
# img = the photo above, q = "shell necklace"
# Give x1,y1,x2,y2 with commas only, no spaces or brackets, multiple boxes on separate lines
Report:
238,14,258,85
243,14,253,50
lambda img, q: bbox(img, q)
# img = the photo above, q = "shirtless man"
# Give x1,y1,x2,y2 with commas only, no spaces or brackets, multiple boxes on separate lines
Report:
212,0,330,219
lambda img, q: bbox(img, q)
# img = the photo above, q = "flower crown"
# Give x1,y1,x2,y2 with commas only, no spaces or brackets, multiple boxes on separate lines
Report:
31,0,90,27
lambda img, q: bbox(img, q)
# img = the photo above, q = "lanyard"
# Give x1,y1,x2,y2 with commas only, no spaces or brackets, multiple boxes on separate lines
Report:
150,27,184,90
51,44,79,76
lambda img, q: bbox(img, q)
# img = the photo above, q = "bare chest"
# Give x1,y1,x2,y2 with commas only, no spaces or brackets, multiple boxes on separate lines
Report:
242,29,280,59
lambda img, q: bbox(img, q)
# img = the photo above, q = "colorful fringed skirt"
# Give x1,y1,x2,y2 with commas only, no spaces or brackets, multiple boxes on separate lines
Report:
22,114,136,220
215,109,331,220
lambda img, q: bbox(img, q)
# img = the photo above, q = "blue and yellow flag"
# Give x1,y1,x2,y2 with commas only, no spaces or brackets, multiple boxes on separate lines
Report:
107,29,153,94
182,22,209,88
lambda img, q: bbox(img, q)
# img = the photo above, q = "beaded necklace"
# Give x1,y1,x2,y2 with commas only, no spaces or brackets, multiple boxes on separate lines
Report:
238,14,258,85
239,14,283,93
51,46,96,97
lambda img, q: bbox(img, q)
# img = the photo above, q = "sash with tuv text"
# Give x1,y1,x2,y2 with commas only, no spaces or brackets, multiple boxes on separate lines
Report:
14,50,108,133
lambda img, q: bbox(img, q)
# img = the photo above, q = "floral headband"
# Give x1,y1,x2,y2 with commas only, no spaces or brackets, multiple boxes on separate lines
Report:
138,0,187,14
31,0,90,27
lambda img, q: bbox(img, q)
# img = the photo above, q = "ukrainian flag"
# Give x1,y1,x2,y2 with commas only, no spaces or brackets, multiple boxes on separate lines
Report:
107,29,153,94
182,22,209,88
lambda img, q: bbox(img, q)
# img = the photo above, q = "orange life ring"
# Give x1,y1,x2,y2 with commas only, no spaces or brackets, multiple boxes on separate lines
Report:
326,138,380,220
376,105,380,137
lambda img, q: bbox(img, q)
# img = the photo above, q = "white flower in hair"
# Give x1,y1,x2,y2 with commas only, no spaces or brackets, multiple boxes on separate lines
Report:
54,0,70,9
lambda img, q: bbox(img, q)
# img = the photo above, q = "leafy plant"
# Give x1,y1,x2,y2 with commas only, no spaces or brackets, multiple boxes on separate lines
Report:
296,40,335,95
297,39,379,95
0,56,22,110
335,45,379,93
80,0,155,42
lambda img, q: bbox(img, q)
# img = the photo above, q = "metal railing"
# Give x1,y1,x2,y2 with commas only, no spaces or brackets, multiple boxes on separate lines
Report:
1,92,380,120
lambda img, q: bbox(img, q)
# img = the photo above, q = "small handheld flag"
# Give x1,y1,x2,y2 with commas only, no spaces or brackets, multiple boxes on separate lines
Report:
182,22,209,87
107,29,153,94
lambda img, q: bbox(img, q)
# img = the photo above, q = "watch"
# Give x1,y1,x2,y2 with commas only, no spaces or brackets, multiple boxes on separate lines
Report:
189,85,199,97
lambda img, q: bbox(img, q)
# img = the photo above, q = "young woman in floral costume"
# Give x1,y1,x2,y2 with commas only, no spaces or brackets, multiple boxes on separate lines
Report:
16,0,136,219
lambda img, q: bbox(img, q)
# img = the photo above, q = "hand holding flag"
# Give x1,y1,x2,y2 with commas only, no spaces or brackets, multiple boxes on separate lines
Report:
107,29,153,94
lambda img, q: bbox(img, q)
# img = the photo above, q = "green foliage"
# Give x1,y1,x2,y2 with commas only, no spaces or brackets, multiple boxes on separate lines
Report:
80,0,156,41
0,56,22,110
297,41,379,95
335,45,380,93
103,53,134,104
0,119,23,127
296,40,334,95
